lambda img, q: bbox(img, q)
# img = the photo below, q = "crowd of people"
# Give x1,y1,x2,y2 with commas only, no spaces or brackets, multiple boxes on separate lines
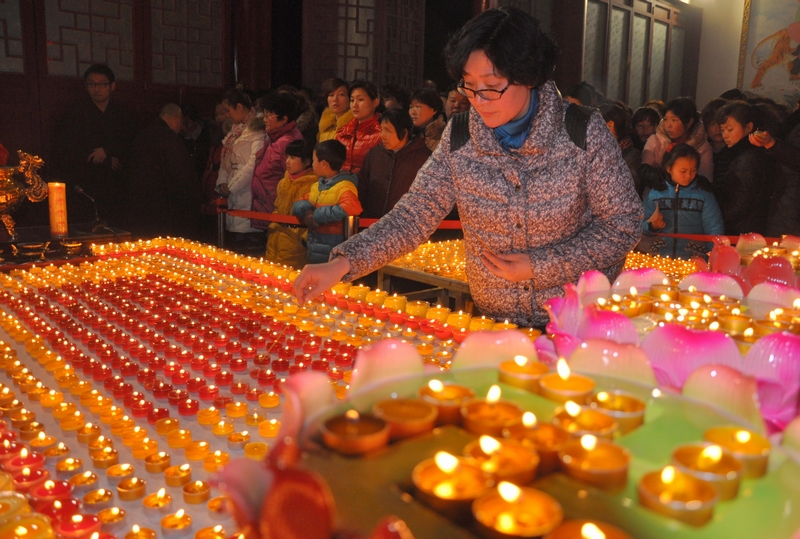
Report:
50,30,800,270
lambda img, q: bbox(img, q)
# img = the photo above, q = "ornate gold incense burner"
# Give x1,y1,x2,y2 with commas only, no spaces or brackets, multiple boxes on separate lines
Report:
0,151,47,239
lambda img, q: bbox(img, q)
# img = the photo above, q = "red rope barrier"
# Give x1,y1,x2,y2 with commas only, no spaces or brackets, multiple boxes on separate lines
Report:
654,232,781,245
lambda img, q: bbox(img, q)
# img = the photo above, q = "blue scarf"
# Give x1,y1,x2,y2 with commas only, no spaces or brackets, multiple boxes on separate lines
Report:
493,89,539,150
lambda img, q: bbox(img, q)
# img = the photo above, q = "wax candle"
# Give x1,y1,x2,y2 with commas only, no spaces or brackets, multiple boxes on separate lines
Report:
164,464,192,487
460,385,524,437
672,443,743,501
55,457,83,477
558,435,631,490
203,451,230,472
12,466,50,493
637,465,718,526
105,463,134,485
38,498,82,523
372,398,438,441
77,423,102,444
503,413,570,476
132,438,159,460
411,451,493,520
244,442,269,461
553,401,618,439
143,488,173,515
320,410,390,456
472,482,563,538
167,430,193,449
418,380,475,425
144,452,172,473
117,477,147,501
538,359,595,404
54,514,102,539
29,479,74,505
498,354,549,392
258,419,281,438
185,441,211,460
125,525,157,539
122,427,147,448
4,448,45,474
83,487,114,509
464,436,540,485
544,520,634,539
156,508,194,539
588,391,646,435
197,407,221,426
183,480,211,504
156,418,181,436
91,447,120,469
68,470,98,493
97,506,127,532
703,426,770,478
194,525,226,539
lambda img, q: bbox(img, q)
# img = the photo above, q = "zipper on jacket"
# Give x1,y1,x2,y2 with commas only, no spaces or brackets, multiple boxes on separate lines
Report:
672,184,680,258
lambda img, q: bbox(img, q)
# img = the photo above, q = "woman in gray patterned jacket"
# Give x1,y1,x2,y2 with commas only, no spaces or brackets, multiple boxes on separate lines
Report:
294,7,643,328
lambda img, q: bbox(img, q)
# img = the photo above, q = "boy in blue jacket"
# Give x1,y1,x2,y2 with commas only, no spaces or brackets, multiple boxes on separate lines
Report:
292,140,363,264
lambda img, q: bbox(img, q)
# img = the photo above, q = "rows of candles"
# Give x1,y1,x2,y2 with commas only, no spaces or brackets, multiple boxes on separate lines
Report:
0,239,546,538
596,281,800,350
621,252,700,281
318,356,772,536
390,239,468,281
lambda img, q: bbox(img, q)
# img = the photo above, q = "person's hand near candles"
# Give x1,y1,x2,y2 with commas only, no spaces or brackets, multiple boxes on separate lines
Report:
293,256,352,304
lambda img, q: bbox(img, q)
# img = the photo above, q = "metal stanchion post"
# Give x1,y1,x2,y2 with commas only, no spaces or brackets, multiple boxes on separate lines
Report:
343,216,359,240
217,209,225,248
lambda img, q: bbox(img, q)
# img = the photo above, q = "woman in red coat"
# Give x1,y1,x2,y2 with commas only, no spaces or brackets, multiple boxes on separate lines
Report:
335,80,383,174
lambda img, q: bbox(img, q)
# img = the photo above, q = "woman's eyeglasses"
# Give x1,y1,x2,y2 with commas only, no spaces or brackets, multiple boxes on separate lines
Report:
457,81,511,101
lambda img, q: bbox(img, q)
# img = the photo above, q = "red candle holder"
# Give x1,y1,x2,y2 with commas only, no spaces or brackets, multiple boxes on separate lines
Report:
12,467,50,493
29,479,74,506
335,354,354,368
327,367,344,381
131,400,154,419
123,392,146,409
302,341,320,355
137,369,156,385
452,329,470,344
38,497,82,522
320,348,337,361
167,390,190,407
190,356,209,372
113,383,133,400
177,350,194,364
3,450,45,474
53,513,101,538
215,351,233,365
230,358,248,372
186,378,206,393
120,362,139,378
245,388,263,401
198,386,220,402
311,360,329,372
388,312,406,325
148,407,170,425
214,371,233,387
257,370,276,386
203,364,222,378
152,382,174,400
178,399,199,417
271,359,289,373
253,354,270,367
171,370,190,385
435,326,453,340
213,395,233,408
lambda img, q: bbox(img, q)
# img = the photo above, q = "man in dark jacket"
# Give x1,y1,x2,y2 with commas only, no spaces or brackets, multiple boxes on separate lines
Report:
124,104,199,239
50,64,136,225
357,109,432,218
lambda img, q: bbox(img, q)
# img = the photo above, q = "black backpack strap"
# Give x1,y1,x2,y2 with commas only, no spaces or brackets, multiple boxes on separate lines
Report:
565,103,594,151
449,111,471,152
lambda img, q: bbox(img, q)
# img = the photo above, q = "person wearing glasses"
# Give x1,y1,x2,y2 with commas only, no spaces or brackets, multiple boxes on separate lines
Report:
293,7,642,329
51,64,136,225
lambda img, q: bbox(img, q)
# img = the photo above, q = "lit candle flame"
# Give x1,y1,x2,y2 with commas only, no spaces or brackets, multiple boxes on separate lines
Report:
37,432,46,441
176,509,185,518
709,321,720,331
629,286,638,297
744,327,754,338
428,380,444,393
565,401,582,417
179,464,191,472
434,451,459,473
479,436,501,455
132,526,141,533
689,301,700,309
522,412,537,428
497,481,521,503
71,515,83,524
157,488,166,500
661,466,676,484
556,359,570,381
580,435,598,451
688,285,697,293
513,355,528,367
732,308,741,316
611,294,621,302
700,445,723,464
662,278,670,285
581,523,606,539
486,385,501,403
596,392,609,403
660,293,670,301
735,430,751,444
345,410,360,421
20,448,28,458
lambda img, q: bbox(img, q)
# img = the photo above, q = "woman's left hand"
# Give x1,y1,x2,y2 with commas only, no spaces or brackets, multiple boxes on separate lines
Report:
480,251,534,282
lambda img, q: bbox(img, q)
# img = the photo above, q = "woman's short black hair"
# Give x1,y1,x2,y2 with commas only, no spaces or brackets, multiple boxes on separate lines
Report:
321,78,348,97
701,98,727,128
599,101,632,139
716,100,754,129
664,97,699,129
223,88,252,110
381,83,410,109
444,7,559,89
349,79,380,100
314,140,347,171
379,108,414,141
256,92,299,123
632,106,661,127
662,143,701,170
409,88,443,113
